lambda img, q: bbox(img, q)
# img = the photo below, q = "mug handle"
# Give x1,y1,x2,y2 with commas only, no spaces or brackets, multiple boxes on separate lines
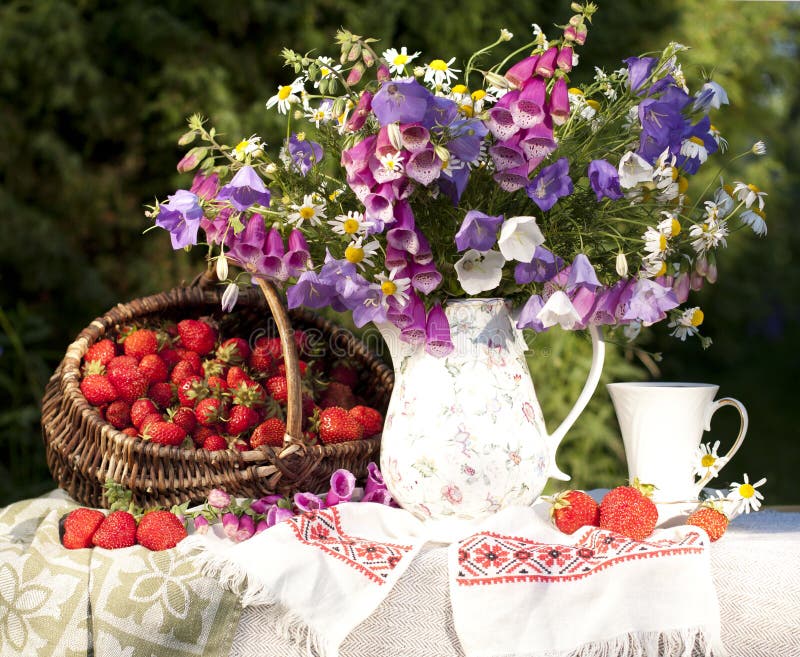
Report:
695,397,749,492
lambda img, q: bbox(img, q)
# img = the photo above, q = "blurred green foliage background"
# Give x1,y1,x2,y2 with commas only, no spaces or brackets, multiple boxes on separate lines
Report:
1,0,797,505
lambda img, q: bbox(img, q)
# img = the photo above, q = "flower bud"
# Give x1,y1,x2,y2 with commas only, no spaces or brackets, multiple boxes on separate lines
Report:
221,282,239,312
615,252,628,277
377,63,391,82
387,123,403,151
193,515,210,535
235,514,255,542
208,488,232,509
751,141,766,156
216,253,229,281
346,62,365,85
500,29,513,42
222,512,239,539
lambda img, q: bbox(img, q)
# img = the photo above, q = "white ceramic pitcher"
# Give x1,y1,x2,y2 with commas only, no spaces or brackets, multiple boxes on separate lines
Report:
375,298,605,524
606,382,748,503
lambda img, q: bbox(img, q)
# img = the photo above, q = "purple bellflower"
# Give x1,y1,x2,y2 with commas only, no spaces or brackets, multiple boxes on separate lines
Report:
455,210,503,252
286,134,323,175
217,166,271,211
155,189,204,249
526,157,573,211
588,159,623,201
371,79,433,125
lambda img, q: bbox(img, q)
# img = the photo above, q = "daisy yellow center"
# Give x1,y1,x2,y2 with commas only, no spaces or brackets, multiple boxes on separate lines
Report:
689,136,705,146
345,244,364,263
381,280,398,296
586,99,601,111
568,87,583,96
658,234,667,251
739,483,755,498
655,261,667,277
329,190,342,201
471,89,486,101
393,53,409,65
320,67,331,77
342,218,360,234
460,104,474,117
235,140,249,154
451,84,468,95
671,167,679,181
723,184,734,195
701,454,716,467
678,176,689,194
385,158,397,169
748,183,761,193
671,218,681,236
429,59,449,71
278,85,293,100
299,207,316,220
691,309,704,326
754,208,766,219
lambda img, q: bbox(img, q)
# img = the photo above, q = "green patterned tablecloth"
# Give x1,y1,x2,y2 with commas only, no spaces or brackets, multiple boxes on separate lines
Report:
0,490,241,657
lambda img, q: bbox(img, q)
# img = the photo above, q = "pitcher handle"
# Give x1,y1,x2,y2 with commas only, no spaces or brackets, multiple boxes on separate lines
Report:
546,324,606,481
694,397,748,493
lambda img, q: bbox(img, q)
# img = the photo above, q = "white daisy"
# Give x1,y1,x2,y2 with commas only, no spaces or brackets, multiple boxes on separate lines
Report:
305,103,333,128
328,211,370,237
375,269,411,307
379,150,405,174
693,440,728,480
287,194,326,227
751,140,767,156
740,207,767,236
266,78,305,114
728,473,767,514
382,46,421,76
732,181,767,210
679,136,709,165
689,216,729,255
668,306,704,341
230,135,264,162
643,226,669,259
423,57,461,90
657,212,681,237
344,236,380,270
641,256,667,279
531,23,549,49
714,183,735,217
312,56,341,88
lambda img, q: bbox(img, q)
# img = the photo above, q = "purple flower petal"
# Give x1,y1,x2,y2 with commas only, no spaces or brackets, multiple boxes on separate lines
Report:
455,210,503,252
409,260,443,294
425,304,454,358
400,123,431,152
588,159,623,201
406,148,442,186
235,514,256,542
566,254,601,292
365,462,386,496
326,469,357,506
515,294,548,332
514,246,564,284
217,166,271,212
372,79,432,125
294,492,324,513
512,78,547,128
526,157,573,212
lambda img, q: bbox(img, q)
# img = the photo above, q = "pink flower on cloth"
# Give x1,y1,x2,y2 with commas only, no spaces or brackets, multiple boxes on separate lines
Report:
474,542,510,570
355,543,389,559
536,546,570,569
441,484,464,505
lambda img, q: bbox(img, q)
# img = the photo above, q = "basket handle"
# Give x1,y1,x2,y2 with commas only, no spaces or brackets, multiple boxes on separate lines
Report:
253,278,303,445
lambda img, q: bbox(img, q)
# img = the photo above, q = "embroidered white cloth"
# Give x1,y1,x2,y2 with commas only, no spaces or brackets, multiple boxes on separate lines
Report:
180,500,726,657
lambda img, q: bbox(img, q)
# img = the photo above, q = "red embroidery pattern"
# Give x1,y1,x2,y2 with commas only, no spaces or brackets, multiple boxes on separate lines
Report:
457,528,704,586
287,507,414,585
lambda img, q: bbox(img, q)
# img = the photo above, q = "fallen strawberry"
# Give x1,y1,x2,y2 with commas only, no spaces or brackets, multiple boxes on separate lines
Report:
136,510,188,551
92,510,137,549
599,480,658,541
549,490,600,535
686,503,729,542
61,508,105,549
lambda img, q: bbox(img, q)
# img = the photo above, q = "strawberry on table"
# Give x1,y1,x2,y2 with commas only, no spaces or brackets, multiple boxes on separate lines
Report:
177,319,217,356
599,480,658,541
92,510,137,549
687,503,729,542
136,510,188,551
61,508,105,549
549,490,600,535
319,406,364,444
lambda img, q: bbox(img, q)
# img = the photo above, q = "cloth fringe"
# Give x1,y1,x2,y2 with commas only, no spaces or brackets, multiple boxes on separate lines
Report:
486,626,726,657
273,606,339,657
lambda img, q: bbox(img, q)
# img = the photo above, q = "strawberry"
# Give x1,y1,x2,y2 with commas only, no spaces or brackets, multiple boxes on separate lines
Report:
686,504,729,542
138,353,169,384
131,398,159,429
175,349,203,373
248,345,276,375
143,421,186,446
550,490,600,535
123,329,158,360
226,366,252,389
108,365,148,404
348,406,383,437
227,405,259,435
254,336,283,361
232,439,250,452
92,510,137,549
319,381,356,410
107,355,139,374
61,508,105,549
265,376,289,404
599,481,658,541
328,362,359,387
177,374,208,407
170,360,198,385
319,406,364,444
250,418,287,449
195,397,225,427
203,434,229,451
206,375,229,396
105,400,131,429
217,337,251,364
277,360,309,377
85,339,117,366
136,510,187,550
121,427,139,437
148,382,175,408
80,374,118,406
169,407,197,434
140,412,165,432
177,319,217,356
192,425,216,448
159,347,181,369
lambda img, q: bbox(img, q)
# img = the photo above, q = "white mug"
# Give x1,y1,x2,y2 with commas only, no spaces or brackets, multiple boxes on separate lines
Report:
606,382,748,503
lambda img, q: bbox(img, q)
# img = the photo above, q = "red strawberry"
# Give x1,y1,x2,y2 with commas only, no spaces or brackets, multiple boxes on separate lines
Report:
265,376,289,404
250,418,287,449
599,482,658,541
203,434,229,451
108,365,148,404
140,412,165,432
348,406,383,437
131,399,159,429
319,407,364,444
226,366,252,389
61,508,105,549
139,354,169,384
227,405,259,435
328,362,359,387
159,347,181,369
121,427,139,437
254,336,283,360
170,407,197,434
123,329,158,360
195,397,225,427
107,355,139,374
319,381,356,410
177,319,217,356
85,339,117,366
148,382,174,408
232,439,250,452
170,360,197,385
277,360,309,377
248,345,276,375
550,490,600,535
92,510,137,549
686,504,729,542
175,349,203,373
143,421,187,446
136,510,187,550
217,337,251,364
105,400,131,429
192,425,216,448
206,375,229,396
80,374,118,406
177,375,208,407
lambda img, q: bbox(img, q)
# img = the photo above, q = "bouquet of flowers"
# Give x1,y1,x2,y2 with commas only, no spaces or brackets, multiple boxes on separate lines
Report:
150,1,766,354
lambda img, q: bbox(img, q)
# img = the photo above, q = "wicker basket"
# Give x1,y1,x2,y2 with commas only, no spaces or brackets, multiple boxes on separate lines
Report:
41,275,393,508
